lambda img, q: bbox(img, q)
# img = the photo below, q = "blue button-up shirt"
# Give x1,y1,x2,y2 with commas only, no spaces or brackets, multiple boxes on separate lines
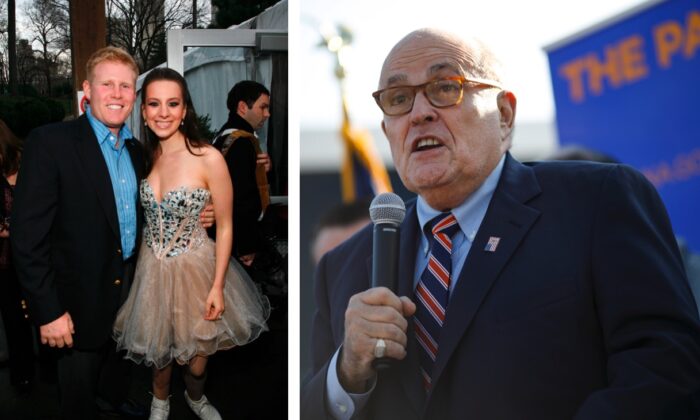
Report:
85,106,138,259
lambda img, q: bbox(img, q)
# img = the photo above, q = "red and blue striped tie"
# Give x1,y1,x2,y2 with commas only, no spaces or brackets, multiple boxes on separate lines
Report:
414,212,460,391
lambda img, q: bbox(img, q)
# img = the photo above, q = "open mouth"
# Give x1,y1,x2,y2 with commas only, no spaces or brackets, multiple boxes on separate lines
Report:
414,138,442,152
106,104,123,110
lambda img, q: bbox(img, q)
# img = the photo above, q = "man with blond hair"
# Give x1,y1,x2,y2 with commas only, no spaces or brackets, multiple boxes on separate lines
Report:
12,46,143,419
12,47,212,419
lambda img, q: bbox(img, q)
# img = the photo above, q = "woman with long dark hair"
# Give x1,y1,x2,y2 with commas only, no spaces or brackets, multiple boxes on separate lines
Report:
0,119,35,394
113,68,269,420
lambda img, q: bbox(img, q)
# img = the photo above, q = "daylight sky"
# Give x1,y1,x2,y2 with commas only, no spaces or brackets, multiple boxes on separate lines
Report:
299,0,649,130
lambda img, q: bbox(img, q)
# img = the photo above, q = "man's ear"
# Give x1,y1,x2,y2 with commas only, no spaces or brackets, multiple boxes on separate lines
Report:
497,90,517,141
82,79,91,101
236,100,248,116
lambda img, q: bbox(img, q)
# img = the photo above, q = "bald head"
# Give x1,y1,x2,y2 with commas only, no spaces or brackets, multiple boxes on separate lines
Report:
379,28,505,90
375,28,516,211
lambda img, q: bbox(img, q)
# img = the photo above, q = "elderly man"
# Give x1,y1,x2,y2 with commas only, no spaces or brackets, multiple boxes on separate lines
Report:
302,28,700,419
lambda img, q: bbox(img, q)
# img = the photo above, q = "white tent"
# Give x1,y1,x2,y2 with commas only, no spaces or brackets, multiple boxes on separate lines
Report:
128,0,288,196
128,0,287,149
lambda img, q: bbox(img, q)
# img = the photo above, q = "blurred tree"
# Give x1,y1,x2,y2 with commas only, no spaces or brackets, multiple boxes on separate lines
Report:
190,0,212,29
195,113,215,140
8,0,18,95
0,1,7,87
210,0,279,29
15,39,40,88
106,0,211,72
23,0,70,95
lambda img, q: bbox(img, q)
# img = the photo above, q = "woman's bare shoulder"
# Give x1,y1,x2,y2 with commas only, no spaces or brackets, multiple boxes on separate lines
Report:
197,144,224,161
191,143,227,176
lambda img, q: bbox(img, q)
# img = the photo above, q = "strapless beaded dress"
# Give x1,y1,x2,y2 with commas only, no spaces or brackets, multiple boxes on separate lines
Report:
113,180,270,368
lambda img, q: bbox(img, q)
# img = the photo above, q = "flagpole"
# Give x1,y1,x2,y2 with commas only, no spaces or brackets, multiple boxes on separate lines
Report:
318,24,392,202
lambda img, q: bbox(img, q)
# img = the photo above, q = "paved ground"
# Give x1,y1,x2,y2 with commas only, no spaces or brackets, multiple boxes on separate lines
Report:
0,291,287,420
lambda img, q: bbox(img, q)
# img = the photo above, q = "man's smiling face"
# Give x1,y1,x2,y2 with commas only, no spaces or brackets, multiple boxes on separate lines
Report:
83,60,137,136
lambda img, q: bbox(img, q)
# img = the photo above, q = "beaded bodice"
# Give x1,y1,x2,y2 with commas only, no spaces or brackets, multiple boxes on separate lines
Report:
141,180,210,258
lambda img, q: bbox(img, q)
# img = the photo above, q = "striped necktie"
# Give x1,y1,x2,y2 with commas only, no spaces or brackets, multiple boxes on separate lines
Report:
414,212,460,391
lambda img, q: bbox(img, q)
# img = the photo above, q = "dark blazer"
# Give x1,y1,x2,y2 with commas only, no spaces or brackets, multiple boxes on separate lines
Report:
11,115,144,350
224,134,262,257
303,154,700,419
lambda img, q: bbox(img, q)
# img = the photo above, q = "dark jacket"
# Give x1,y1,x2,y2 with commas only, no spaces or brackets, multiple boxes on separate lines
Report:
213,113,262,257
303,153,700,419
11,115,144,350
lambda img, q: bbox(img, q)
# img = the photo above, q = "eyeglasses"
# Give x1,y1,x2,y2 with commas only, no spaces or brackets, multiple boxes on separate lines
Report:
372,76,503,116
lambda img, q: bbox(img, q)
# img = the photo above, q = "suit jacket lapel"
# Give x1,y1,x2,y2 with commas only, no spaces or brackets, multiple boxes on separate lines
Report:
429,154,542,394
125,138,144,240
125,139,144,181
73,115,121,240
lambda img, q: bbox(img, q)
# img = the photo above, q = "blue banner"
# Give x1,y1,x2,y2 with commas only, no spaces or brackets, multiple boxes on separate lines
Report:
547,0,700,251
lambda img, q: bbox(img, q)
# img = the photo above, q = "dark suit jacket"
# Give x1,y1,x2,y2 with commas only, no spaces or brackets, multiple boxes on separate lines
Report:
303,154,700,419
224,134,262,257
11,115,144,350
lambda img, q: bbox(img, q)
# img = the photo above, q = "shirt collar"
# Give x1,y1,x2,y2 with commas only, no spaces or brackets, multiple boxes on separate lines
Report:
417,153,506,243
225,111,256,134
85,105,134,149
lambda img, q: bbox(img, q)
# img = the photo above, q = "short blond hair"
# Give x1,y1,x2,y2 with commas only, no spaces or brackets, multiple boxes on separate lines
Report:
85,46,139,82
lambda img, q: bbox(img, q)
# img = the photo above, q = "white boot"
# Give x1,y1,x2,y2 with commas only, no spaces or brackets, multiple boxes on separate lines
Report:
149,395,170,420
184,391,222,420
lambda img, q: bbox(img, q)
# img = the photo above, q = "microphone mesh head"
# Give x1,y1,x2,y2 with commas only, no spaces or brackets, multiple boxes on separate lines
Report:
369,192,406,226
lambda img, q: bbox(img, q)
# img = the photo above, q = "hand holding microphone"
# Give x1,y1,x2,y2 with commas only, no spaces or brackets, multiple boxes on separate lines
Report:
338,193,415,391
369,193,406,370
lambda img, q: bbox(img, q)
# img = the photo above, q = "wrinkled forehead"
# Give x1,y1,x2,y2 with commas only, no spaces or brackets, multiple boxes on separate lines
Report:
379,33,475,88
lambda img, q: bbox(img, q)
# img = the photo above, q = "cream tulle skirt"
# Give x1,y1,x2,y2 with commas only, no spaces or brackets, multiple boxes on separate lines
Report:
113,238,270,369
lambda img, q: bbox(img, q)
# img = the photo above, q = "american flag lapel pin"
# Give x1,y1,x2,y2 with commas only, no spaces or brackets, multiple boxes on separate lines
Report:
484,236,500,252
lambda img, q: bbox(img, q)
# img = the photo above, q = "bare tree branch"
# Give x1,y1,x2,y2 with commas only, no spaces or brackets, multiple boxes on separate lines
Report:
107,0,210,72
0,1,8,87
22,0,70,94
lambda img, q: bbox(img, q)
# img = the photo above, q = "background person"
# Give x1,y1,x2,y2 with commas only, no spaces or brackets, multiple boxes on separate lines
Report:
211,81,272,270
0,119,34,395
310,198,371,266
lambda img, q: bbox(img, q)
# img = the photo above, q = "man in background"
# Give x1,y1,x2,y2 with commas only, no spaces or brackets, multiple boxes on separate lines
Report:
212,81,272,270
310,199,371,265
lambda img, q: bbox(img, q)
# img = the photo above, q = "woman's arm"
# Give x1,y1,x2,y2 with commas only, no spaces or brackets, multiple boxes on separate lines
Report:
202,146,234,320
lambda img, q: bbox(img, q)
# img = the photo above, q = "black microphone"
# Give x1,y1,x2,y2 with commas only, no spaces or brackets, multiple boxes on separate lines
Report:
369,192,406,370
